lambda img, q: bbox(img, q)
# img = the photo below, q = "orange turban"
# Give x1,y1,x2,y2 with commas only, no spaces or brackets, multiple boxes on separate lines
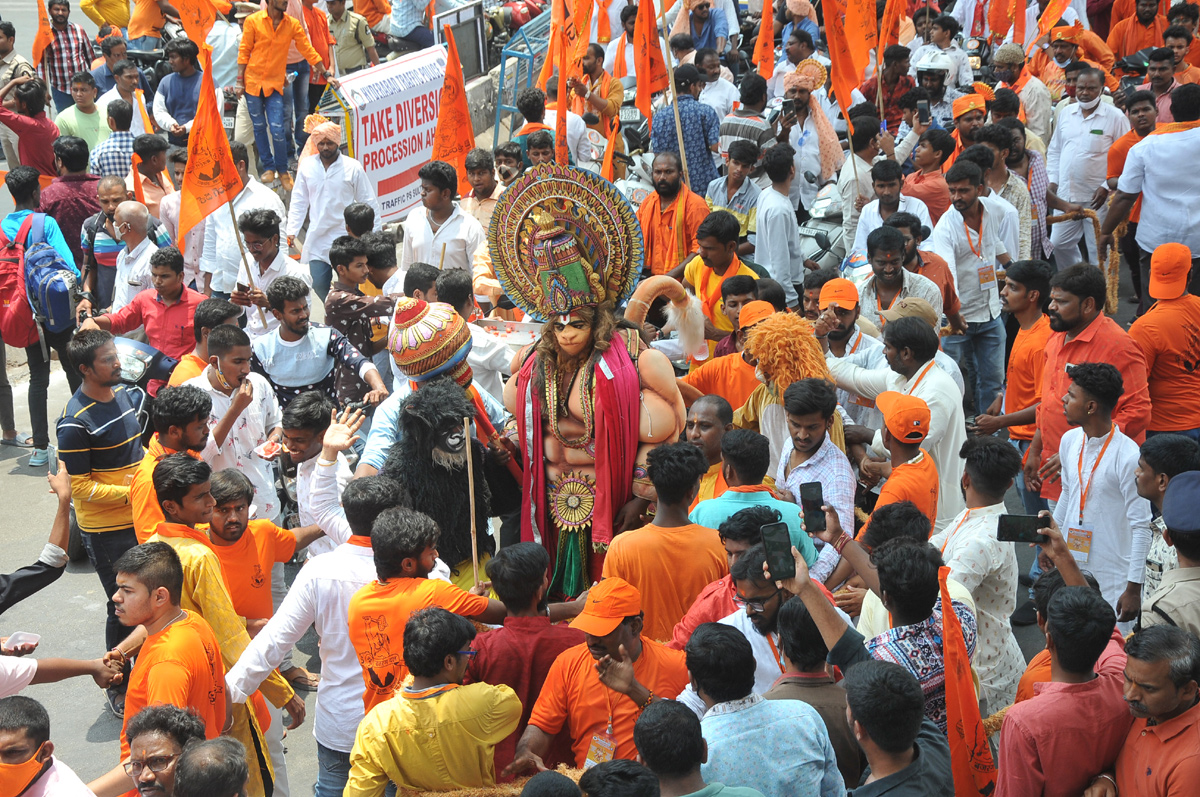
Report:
1050,22,1084,43
953,94,987,119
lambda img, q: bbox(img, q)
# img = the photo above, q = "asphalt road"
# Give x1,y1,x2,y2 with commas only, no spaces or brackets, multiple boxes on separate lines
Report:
0,1,1140,788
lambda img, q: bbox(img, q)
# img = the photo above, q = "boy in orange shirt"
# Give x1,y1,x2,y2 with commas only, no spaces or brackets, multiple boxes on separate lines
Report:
603,443,728,642
872,392,940,527
347,507,506,713
129,385,213,542
972,259,1054,515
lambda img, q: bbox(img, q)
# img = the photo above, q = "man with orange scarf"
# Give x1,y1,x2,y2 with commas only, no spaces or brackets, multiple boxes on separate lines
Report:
678,210,759,358
1107,0,1169,59
781,59,844,216
568,43,625,176
1100,83,1200,285
1029,23,1119,99
638,151,710,276
943,91,988,170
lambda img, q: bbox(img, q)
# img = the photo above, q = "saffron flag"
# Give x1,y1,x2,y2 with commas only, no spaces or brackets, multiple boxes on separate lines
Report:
600,118,619,180
1013,0,1027,49
822,0,861,135
879,0,905,48
555,8,570,166
634,0,668,124
844,0,878,79
752,0,776,79
130,153,146,205
940,567,998,797
179,47,242,239
572,0,594,66
1026,0,1073,53
174,0,232,45
431,25,478,196
988,0,1013,42
32,0,54,69
538,0,582,89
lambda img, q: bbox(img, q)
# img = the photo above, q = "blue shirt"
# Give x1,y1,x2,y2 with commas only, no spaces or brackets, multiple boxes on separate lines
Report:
690,491,817,565
688,7,729,51
361,381,509,472
701,694,846,797
2,211,80,274
90,63,151,95
650,95,721,196
158,69,203,129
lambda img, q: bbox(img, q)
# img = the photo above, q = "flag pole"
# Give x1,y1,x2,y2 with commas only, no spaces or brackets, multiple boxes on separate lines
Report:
227,202,269,329
465,417,480,587
658,2,690,187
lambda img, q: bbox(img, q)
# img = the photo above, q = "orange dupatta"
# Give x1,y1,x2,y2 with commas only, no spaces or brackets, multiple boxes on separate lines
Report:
940,565,997,796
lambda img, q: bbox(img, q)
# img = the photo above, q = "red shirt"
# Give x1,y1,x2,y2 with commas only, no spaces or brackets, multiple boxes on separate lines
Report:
107,287,207,391
0,108,59,177
1035,314,1151,501
668,574,736,650
996,634,1132,797
38,174,102,268
464,616,585,778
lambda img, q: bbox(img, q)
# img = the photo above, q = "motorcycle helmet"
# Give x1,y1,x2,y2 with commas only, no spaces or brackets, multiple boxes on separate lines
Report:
915,51,954,76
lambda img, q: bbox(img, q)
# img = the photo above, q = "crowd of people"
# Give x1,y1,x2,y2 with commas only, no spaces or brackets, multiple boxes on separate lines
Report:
3,0,1200,795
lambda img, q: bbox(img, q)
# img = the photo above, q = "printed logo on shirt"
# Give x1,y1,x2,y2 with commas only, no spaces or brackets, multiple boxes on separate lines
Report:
251,564,266,589
360,615,401,696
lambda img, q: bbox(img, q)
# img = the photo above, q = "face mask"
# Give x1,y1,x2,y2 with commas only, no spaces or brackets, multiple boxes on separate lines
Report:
1052,56,1072,68
1077,95,1101,111
755,366,767,384
0,743,47,797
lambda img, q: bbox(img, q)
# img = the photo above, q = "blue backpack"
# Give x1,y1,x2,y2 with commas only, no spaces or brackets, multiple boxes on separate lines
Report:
21,215,79,353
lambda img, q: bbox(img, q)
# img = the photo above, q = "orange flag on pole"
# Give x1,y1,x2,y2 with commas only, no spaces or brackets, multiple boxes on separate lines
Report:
752,0,776,80
431,25,478,196
1026,0,1073,53
634,0,668,124
179,47,242,239
988,0,1013,41
940,566,998,797
32,0,54,69
844,0,878,80
822,0,861,135
130,153,147,205
1013,0,1027,48
879,0,905,48
538,0,582,89
572,0,594,66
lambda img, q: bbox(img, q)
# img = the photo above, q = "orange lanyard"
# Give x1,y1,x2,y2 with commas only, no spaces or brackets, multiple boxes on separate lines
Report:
905,360,937,395
1077,430,1115,524
963,216,983,260
849,331,862,354
939,508,974,555
876,292,896,323
766,633,785,674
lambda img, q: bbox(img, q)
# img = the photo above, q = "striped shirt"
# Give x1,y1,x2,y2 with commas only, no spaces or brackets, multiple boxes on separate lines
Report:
705,176,761,238
39,23,95,92
718,108,776,179
56,386,146,534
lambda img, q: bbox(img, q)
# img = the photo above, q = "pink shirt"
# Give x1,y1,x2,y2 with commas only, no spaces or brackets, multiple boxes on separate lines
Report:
996,636,1133,797
24,758,96,797
0,656,36,698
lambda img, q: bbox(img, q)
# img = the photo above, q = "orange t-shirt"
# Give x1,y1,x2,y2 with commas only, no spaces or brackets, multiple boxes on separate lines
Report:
210,520,297,620
636,190,709,276
528,640,689,767
168,353,207,387
1128,295,1200,432
1015,648,1051,703
914,250,962,317
1178,63,1200,84
601,523,729,642
1005,315,1054,441
1106,16,1168,59
903,171,951,225
348,577,491,712
121,612,226,760
872,450,939,527
128,0,166,41
130,436,201,543
1108,129,1147,223
354,0,392,28
680,353,761,412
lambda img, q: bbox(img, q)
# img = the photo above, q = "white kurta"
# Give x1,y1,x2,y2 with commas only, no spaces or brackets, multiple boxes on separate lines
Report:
398,205,485,286
286,154,380,266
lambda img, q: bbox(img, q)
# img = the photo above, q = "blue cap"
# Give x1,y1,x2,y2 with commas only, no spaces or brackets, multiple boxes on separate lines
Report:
1161,471,1200,535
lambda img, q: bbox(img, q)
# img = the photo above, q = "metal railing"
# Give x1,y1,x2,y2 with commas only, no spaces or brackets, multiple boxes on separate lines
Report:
491,11,553,147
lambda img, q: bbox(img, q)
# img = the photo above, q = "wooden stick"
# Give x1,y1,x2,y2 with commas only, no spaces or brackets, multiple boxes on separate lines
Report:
465,417,480,586
228,202,269,329
658,2,690,187
439,242,447,270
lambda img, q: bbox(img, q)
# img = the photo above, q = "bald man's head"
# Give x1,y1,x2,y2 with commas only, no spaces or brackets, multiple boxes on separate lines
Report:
115,200,150,242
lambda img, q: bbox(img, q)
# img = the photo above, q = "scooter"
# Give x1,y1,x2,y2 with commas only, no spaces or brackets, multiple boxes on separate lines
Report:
798,176,847,271
965,34,992,82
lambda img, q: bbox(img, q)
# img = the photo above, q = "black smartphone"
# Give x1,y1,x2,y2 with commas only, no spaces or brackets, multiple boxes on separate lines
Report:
997,514,1051,544
917,99,931,125
761,521,795,581
781,98,795,117
800,481,826,533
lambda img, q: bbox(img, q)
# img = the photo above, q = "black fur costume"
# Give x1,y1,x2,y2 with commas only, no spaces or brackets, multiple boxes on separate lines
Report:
379,377,494,574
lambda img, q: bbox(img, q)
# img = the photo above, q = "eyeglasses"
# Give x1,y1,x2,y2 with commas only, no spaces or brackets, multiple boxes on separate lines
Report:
244,237,274,253
123,754,178,776
732,589,782,614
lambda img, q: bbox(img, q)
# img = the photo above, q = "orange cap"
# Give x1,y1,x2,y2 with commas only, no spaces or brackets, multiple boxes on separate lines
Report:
876,391,930,443
1150,243,1193,301
738,300,776,330
819,278,859,310
569,578,643,636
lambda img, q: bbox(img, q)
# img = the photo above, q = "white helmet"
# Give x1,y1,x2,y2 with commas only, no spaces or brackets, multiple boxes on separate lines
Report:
915,51,954,75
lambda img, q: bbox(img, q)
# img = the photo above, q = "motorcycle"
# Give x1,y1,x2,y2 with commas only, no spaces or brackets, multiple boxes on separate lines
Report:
965,35,992,82
1114,46,1154,104
798,177,847,273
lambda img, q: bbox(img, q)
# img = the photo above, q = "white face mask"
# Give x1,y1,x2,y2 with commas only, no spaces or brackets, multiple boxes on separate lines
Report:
1052,56,1072,68
755,366,767,384
1077,95,1101,111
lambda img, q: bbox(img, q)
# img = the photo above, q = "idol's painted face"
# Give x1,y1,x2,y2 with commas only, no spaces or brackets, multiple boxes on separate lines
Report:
553,312,593,359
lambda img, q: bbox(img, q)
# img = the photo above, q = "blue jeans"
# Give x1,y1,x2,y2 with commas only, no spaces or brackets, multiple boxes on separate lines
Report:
398,24,435,49
309,258,332,300
80,527,139,652
284,60,311,153
245,90,288,174
51,87,74,114
942,315,1005,416
126,35,162,51
315,742,351,797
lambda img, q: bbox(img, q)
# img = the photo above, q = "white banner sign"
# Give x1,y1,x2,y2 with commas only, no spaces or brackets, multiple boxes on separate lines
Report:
338,47,448,222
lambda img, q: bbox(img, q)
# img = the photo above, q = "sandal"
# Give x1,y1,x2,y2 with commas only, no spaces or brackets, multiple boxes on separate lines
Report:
1,432,33,448
281,666,320,692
